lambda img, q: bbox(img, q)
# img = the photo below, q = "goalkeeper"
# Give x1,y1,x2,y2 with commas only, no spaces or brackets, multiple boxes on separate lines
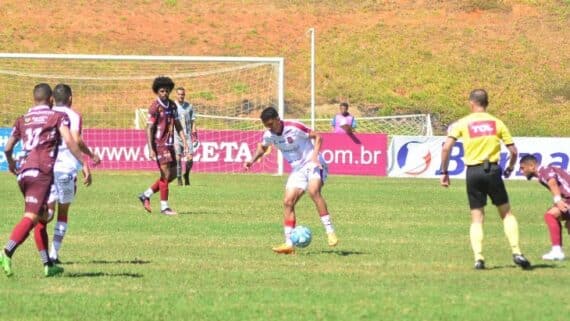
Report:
174,87,197,186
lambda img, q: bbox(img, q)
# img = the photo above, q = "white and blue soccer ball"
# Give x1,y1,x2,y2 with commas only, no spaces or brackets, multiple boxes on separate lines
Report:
290,225,312,248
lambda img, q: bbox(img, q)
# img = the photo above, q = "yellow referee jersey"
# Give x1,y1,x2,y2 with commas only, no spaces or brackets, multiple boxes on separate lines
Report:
447,112,513,166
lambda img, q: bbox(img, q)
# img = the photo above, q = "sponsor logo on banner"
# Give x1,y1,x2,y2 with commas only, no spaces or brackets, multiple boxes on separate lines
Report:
396,140,432,175
388,136,570,179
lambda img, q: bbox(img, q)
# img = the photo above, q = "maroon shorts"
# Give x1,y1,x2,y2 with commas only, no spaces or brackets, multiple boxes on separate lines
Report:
154,145,176,166
17,169,52,215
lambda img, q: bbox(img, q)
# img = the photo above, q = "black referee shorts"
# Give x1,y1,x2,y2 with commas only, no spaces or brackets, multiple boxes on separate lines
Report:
465,163,509,209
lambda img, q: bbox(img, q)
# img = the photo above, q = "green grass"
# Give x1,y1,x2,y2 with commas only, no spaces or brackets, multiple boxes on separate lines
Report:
1,172,569,320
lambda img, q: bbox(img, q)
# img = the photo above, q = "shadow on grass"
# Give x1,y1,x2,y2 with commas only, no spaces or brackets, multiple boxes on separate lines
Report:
65,272,143,278
486,263,559,271
91,259,151,265
176,210,218,215
306,250,367,256
60,259,151,265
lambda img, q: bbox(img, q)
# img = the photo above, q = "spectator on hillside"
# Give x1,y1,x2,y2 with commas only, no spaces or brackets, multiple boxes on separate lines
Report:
331,102,356,134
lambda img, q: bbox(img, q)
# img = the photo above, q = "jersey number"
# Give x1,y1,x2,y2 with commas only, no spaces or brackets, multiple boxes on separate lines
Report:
24,128,42,150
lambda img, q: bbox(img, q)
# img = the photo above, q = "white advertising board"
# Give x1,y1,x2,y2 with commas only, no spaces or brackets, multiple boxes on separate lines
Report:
388,136,570,179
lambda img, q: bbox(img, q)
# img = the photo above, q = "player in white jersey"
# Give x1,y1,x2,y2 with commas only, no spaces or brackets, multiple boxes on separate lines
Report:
47,84,100,263
244,107,338,254
174,87,197,186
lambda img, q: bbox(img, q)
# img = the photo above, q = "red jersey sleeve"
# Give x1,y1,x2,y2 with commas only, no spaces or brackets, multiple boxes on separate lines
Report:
57,113,71,129
10,117,22,141
538,167,558,185
147,103,159,125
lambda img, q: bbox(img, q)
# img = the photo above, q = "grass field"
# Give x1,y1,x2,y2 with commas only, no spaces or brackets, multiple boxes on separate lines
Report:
0,171,569,321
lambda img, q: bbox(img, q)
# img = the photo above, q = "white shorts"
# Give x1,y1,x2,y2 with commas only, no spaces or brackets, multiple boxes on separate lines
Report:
48,171,77,204
285,161,328,191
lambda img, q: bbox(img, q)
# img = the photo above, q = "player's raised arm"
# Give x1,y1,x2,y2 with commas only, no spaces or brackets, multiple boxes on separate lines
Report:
244,143,269,170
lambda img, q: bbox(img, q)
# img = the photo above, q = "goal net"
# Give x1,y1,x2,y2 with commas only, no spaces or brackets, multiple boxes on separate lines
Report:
300,115,433,136
0,53,284,174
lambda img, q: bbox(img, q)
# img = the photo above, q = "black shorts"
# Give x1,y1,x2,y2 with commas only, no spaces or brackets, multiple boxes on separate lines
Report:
465,163,509,209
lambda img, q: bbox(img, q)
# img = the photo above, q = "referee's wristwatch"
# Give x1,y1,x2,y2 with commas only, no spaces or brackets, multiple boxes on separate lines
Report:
440,170,448,175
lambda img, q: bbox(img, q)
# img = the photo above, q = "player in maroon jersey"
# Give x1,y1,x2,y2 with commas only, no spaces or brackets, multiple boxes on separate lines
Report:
520,154,570,261
138,76,189,215
0,83,85,277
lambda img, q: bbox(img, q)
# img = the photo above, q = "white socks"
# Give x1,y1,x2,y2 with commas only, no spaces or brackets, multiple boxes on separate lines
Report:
143,188,154,198
320,215,334,234
50,221,68,260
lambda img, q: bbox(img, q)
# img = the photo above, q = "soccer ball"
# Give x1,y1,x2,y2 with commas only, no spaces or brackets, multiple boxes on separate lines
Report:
290,225,312,248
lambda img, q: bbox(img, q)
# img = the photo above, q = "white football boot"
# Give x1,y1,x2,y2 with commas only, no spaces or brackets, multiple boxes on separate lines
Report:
542,249,565,261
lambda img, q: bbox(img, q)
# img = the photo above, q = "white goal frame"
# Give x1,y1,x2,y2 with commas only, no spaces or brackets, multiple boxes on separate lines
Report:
0,53,286,175
0,53,285,115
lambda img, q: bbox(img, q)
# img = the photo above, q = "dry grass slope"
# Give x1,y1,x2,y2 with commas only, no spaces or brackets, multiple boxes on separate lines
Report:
0,0,568,135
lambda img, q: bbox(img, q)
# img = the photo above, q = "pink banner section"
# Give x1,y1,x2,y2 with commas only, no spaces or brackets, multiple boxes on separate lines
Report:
284,133,388,176
82,129,277,173
82,129,388,176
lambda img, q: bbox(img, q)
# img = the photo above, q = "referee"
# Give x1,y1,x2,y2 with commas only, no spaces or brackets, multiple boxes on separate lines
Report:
440,89,531,270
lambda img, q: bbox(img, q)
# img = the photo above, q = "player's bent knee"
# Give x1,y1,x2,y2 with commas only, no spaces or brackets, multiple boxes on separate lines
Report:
307,189,321,199
283,199,295,208
24,212,41,223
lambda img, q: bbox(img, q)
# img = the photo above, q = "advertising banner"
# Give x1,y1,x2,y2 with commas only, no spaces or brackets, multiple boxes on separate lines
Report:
82,129,278,173
284,132,388,176
0,128,23,172
1,128,389,176
388,136,570,179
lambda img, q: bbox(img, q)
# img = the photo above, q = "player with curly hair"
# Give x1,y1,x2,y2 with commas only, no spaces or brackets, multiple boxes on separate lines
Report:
138,77,189,215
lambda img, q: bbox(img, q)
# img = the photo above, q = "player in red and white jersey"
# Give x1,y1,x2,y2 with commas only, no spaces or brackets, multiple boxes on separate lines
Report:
0,83,84,277
244,107,338,254
138,76,189,215
47,84,101,263
520,154,570,261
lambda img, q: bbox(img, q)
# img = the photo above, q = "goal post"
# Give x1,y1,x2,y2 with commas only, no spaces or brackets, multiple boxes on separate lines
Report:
0,53,285,174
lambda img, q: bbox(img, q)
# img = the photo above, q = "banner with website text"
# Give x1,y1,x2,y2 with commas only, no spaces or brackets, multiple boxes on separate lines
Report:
388,136,570,179
290,132,388,176
80,129,278,173
0,128,388,175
